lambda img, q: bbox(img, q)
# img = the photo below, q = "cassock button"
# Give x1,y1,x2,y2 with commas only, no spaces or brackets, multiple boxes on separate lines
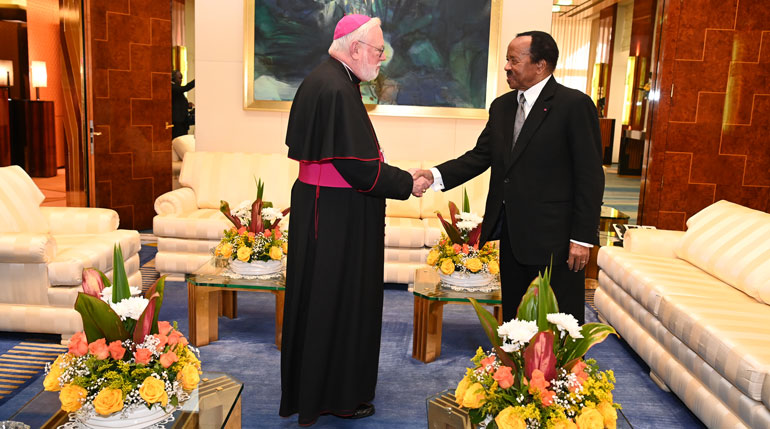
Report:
504,178,510,184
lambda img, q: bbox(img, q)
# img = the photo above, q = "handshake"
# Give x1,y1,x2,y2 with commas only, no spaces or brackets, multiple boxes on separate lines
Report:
408,169,435,198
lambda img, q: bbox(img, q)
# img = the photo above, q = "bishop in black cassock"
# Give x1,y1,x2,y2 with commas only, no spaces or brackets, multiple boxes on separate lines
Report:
279,15,413,426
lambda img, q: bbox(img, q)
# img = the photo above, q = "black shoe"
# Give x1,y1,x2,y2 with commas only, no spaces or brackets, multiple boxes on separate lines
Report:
334,403,375,419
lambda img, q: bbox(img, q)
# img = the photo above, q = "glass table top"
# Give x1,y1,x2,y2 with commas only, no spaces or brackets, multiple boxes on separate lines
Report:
186,258,285,291
10,371,243,428
412,267,501,304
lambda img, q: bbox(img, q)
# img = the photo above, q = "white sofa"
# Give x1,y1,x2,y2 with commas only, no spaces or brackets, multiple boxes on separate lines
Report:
171,135,195,190
595,200,770,428
0,166,141,341
153,152,490,284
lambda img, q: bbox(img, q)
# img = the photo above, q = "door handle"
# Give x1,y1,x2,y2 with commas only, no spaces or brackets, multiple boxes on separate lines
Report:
165,122,174,129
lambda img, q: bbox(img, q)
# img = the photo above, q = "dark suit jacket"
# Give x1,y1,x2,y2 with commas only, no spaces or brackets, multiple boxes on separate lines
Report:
436,76,604,265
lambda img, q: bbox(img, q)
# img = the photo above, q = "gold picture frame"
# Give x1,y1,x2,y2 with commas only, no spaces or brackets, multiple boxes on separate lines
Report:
243,0,501,119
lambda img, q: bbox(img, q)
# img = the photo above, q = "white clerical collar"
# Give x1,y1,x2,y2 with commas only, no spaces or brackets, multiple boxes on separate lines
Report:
338,60,356,82
519,74,552,109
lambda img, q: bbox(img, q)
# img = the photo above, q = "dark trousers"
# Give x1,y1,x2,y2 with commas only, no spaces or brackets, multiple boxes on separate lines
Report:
499,210,585,324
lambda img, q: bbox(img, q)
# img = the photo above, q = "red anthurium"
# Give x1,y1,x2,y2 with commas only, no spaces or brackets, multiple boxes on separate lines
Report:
133,294,159,344
448,201,460,228
81,268,105,298
436,211,463,244
523,331,557,382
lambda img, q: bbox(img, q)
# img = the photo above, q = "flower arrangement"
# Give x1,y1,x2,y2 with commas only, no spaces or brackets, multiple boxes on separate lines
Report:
426,190,499,276
43,245,201,421
215,178,290,264
455,268,620,429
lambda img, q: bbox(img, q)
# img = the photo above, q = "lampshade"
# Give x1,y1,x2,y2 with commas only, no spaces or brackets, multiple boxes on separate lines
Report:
30,61,47,88
0,60,12,87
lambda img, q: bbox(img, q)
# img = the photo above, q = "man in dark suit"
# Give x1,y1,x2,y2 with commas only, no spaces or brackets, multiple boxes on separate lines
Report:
171,70,195,139
413,31,604,324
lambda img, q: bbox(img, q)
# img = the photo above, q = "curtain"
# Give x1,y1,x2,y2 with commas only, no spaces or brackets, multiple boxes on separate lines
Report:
172,0,186,47
551,16,593,93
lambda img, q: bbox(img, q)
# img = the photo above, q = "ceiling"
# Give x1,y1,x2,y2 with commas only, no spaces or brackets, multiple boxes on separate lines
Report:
552,0,624,19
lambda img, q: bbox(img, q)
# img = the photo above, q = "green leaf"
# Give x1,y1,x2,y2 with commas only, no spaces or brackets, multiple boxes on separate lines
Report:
437,211,463,244
111,244,130,304
516,279,540,322
535,263,559,332
462,188,470,213
560,323,617,365
468,298,501,348
74,293,129,342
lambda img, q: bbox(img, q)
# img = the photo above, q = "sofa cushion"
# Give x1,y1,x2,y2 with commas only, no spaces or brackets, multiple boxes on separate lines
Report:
597,246,717,316
179,152,297,210
154,209,230,240
676,200,770,304
47,230,140,285
384,247,429,263
423,218,443,248
657,286,770,402
385,217,425,248
0,165,49,234
172,135,195,161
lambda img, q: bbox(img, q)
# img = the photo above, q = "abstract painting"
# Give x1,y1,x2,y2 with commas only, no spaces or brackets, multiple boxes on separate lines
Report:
244,0,500,118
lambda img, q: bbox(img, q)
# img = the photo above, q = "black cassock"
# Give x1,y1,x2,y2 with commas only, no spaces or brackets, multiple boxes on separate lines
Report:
279,57,412,424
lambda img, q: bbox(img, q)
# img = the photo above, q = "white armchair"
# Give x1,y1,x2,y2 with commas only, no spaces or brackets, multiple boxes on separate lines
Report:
0,166,141,340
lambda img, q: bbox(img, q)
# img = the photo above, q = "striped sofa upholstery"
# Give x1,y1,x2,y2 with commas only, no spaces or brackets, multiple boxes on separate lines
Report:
596,200,770,428
153,152,490,285
0,166,141,341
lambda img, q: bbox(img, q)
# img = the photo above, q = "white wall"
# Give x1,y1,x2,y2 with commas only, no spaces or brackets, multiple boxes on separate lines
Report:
195,0,552,160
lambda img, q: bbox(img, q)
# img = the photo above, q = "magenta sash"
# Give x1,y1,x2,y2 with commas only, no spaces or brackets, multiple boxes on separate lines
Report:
298,161,352,188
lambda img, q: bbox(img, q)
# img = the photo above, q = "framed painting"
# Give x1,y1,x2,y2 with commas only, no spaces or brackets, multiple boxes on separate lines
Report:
243,0,501,119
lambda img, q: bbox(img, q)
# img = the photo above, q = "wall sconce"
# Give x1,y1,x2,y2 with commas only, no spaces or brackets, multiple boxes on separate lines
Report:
0,60,13,88
30,61,47,100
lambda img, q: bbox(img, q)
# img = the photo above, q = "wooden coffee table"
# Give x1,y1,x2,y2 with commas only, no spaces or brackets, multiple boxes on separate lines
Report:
186,260,285,349
412,268,502,363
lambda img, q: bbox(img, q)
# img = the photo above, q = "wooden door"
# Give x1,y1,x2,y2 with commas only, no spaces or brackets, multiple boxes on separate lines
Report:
85,0,172,229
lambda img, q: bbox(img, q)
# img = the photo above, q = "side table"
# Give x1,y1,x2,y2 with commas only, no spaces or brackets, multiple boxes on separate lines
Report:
412,268,502,363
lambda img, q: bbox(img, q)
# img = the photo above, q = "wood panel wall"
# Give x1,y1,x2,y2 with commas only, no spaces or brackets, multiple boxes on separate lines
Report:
640,0,770,229
88,0,172,230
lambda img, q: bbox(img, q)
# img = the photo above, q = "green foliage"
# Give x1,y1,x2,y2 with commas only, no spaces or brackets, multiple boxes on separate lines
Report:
74,293,129,343
111,244,130,304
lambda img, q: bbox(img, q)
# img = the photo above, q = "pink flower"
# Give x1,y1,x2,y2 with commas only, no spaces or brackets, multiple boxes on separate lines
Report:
274,228,282,239
264,229,272,238
569,360,590,392
134,348,152,365
157,321,173,336
167,330,186,347
462,244,469,254
154,333,168,352
68,332,88,357
108,340,126,360
493,366,514,389
247,231,255,240
480,355,496,373
159,351,178,368
237,226,247,235
88,338,110,360
452,244,462,253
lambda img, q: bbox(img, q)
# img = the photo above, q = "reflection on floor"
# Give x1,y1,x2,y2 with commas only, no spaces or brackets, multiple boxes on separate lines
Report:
30,167,66,207
603,163,640,224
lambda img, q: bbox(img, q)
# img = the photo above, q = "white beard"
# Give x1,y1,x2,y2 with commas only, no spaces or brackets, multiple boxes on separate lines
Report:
356,51,380,81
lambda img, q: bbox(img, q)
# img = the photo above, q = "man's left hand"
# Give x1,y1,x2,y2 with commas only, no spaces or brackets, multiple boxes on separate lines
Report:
567,242,590,272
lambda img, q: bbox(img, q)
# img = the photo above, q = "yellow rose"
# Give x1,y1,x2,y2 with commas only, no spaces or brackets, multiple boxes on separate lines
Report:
597,402,617,429
488,260,500,275
269,246,283,260
551,418,578,429
495,406,527,429
177,364,201,391
59,384,87,412
214,243,222,257
440,259,455,275
44,354,68,391
454,375,471,404
575,407,604,429
93,388,124,416
465,258,482,273
220,243,233,258
282,241,288,254
236,245,252,262
139,376,168,407
461,382,485,409
426,249,440,266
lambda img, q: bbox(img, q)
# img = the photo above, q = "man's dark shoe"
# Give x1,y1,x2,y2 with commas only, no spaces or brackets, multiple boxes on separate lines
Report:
335,403,375,419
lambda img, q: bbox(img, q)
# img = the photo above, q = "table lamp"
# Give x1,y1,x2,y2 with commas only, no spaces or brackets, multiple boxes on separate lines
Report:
30,61,47,100
0,60,12,88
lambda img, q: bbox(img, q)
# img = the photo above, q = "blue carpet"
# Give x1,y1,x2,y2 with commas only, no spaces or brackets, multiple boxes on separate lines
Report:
0,245,706,428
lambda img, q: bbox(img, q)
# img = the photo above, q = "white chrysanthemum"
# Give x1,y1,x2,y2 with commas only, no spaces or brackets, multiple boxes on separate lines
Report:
107,297,150,321
547,313,584,339
497,319,538,344
456,220,479,231
500,343,519,353
261,207,284,223
100,286,141,301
